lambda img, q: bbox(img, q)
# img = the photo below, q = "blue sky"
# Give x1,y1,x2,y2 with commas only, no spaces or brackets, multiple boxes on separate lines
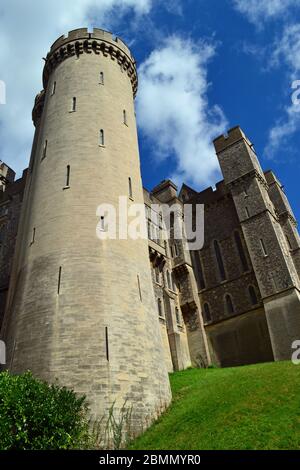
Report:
0,0,299,220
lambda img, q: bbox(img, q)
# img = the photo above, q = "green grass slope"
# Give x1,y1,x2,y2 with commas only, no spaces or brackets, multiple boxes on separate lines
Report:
130,362,300,450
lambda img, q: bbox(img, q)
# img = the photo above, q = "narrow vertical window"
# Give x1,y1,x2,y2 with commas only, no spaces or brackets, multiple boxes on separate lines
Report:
245,206,250,218
75,42,80,58
71,97,76,112
170,212,175,229
225,294,234,314
30,227,36,245
167,271,171,290
260,238,268,257
137,274,142,301
248,286,258,306
123,109,127,125
175,307,181,325
158,298,163,317
172,273,176,291
128,177,133,199
99,72,104,85
105,327,109,361
52,81,56,95
66,165,70,187
193,251,206,290
99,129,105,146
234,231,248,272
155,267,160,284
100,216,105,231
214,240,226,281
203,303,211,323
174,243,179,257
42,140,48,160
57,266,62,294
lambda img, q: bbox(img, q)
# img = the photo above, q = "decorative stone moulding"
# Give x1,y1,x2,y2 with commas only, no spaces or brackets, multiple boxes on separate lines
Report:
42,28,138,98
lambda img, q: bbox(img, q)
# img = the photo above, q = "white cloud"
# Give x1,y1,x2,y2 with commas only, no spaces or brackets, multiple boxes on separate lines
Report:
0,0,226,188
0,0,154,175
136,36,227,188
271,23,300,74
264,23,300,158
232,2,300,158
232,0,298,24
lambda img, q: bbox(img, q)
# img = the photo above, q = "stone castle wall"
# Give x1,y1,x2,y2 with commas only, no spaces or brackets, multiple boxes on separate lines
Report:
1,29,171,431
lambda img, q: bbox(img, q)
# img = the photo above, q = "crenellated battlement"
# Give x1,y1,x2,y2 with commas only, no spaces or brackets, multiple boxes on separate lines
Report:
43,28,138,97
32,90,45,127
49,28,133,58
213,126,253,154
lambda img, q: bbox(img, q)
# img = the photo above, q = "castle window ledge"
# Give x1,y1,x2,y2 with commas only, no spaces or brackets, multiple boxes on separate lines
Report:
98,145,106,148
148,238,166,257
129,196,134,202
242,269,252,275
159,316,166,323
63,185,70,190
198,287,207,294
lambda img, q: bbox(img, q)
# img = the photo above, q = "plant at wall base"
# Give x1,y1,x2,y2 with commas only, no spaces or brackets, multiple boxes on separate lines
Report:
207,363,219,369
106,400,134,450
0,371,91,450
91,397,171,450
0,371,170,450
194,354,207,369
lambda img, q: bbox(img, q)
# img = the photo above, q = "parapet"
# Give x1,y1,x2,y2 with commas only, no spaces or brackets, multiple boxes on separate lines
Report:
43,28,138,97
196,180,228,205
0,161,15,188
32,90,45,127
213,126,253,154
151,180,178,202
264,170,282,188
49,28,133,59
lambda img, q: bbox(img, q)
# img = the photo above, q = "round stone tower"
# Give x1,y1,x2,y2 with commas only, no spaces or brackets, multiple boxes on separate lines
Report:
2,28,171,431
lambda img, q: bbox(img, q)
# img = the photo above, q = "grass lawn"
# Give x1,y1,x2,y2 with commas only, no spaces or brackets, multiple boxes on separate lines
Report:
129,361,300,450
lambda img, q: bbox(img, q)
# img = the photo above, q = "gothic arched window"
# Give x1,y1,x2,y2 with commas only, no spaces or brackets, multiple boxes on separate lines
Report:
225,294,234,315
248,286,258,306
214,240,226,281
203,303,211,323
234,231,249,272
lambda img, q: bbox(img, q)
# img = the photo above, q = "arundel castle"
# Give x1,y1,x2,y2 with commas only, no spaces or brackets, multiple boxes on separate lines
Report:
1,28,300,431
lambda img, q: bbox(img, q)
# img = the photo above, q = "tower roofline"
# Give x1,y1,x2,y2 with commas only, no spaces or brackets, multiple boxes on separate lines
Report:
49,28,134,60
43,27,138,98
213,126,253,154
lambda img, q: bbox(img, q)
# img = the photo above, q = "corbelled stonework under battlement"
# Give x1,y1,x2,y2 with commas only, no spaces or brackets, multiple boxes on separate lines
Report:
1,30,300,436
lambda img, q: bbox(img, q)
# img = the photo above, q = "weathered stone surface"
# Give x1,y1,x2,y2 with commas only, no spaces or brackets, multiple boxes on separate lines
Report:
1,31,300,431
